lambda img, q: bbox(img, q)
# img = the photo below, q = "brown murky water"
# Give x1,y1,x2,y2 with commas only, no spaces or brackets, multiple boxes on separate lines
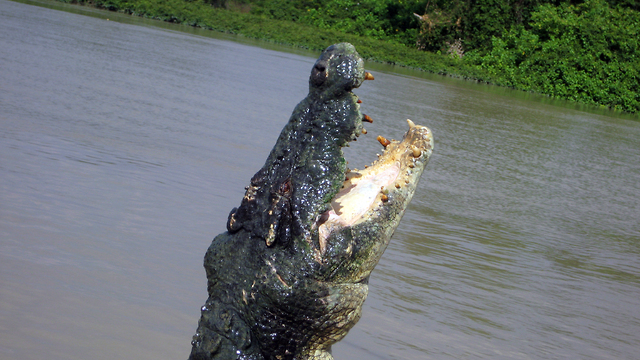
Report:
1,0,639,359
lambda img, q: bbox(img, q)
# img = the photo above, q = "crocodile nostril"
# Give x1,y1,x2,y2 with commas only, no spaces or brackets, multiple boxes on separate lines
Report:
311,61,328,86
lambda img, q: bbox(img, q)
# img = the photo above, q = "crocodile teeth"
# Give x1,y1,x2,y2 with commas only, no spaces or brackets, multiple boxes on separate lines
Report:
364,72,374,80
411,145,422,158
363,114,373,123
377,135,390,147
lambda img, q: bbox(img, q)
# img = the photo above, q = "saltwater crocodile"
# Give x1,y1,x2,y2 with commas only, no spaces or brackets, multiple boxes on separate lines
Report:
189,43,434,360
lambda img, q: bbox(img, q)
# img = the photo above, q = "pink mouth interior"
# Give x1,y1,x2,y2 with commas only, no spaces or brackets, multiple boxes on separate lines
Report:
317,163,400,251
331,164,400,225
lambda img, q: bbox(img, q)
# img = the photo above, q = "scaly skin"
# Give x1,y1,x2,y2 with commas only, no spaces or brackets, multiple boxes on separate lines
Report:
189,43,434,360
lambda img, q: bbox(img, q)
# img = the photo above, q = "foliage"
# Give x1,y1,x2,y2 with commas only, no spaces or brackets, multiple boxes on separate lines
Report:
465,0,640,112
247,0,427,46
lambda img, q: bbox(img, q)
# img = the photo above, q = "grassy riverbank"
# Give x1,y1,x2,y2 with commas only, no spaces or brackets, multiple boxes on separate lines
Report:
60,0,479,74
59,0,639,113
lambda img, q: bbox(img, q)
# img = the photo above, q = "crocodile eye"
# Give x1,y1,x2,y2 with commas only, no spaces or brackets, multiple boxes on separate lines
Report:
279,179,292,196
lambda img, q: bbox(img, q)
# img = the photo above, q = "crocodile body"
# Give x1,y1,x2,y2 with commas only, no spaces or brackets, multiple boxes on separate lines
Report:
189,43,434,360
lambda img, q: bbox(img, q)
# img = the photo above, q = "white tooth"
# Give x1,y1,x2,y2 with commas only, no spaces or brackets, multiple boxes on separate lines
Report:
411,145,422,158
407,119,416,128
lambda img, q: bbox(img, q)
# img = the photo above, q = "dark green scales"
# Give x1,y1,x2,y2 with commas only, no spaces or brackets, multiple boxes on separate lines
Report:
189,43,435,360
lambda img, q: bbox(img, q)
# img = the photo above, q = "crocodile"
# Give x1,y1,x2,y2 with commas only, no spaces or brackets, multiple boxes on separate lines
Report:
189,43,434,360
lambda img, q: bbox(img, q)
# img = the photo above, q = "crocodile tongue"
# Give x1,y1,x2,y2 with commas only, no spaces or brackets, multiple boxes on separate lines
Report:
316,119,434,261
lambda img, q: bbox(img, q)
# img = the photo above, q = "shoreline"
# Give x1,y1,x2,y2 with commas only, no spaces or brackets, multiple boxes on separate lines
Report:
10,0,639,115
41,0,517,82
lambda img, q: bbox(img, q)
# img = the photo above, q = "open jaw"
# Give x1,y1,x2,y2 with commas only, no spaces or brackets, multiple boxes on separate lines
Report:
315,119,434,258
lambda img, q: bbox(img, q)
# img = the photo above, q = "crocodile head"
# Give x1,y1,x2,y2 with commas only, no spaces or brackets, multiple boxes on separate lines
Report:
189,43,434,360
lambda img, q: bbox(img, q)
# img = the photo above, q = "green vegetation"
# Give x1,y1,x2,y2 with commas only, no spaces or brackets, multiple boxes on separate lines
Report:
466,0,639,112
60,0,639,113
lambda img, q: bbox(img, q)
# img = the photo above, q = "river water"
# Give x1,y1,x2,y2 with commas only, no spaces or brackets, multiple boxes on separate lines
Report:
1,0,639,359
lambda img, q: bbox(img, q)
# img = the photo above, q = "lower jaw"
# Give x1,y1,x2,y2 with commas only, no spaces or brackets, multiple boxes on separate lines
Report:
316,119,434,256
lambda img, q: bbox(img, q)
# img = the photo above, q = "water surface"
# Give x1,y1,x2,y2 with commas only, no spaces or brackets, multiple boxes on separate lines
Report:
1,1,639,359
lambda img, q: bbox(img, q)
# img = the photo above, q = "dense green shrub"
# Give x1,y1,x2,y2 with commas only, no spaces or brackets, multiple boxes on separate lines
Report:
465,0,639,112
245,0,545,52
247,0,427,46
